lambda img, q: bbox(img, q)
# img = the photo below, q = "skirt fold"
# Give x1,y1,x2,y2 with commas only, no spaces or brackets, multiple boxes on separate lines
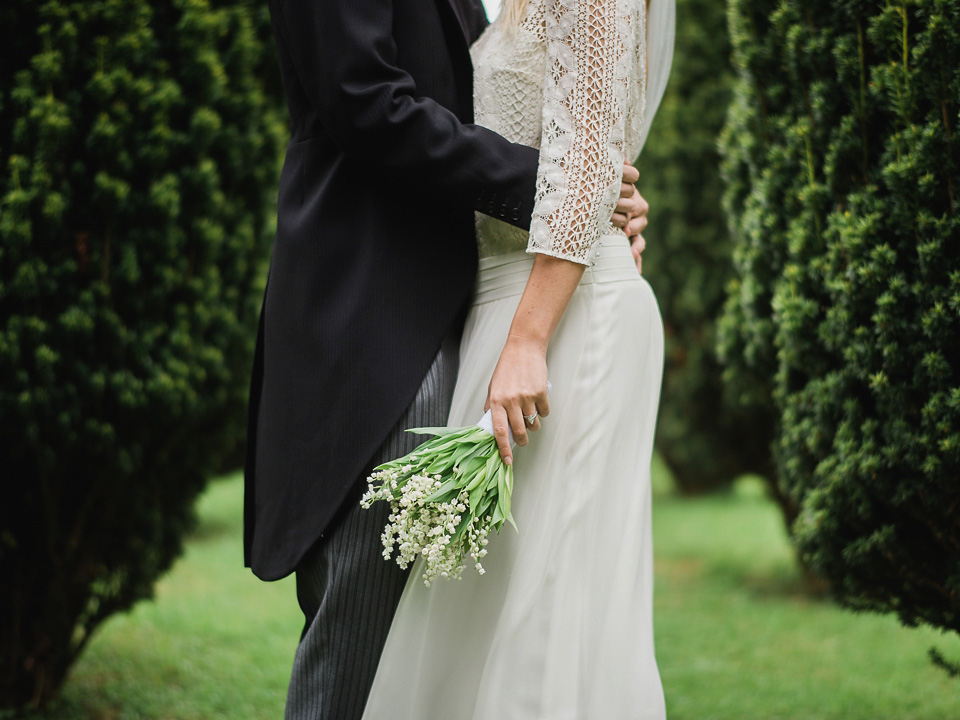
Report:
362,238,667,720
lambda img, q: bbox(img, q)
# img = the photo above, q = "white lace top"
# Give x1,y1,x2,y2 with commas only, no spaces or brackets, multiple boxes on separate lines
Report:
472,0,647,264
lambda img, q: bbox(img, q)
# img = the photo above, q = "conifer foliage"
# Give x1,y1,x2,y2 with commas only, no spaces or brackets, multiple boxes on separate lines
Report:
0,0,282,707
641,0,776,495
719,0,959,656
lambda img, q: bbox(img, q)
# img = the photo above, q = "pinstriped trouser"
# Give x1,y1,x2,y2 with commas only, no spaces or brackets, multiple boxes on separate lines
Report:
284,334,459,720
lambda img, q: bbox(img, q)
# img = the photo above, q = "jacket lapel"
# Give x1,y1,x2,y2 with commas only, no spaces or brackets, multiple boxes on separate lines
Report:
431,0,476,118
437,0,472,49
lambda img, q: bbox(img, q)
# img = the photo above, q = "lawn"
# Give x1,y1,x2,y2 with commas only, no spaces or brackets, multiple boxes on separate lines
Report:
28,464,960,719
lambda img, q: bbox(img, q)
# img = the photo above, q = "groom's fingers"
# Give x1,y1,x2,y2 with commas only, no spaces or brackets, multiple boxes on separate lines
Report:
622,161,640,185
615,193,637,215
630,234,646,274
625,213,648,237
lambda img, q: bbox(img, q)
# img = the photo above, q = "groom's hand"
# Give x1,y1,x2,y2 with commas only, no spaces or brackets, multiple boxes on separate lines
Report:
610,162,641,231
624,188,648,274
614,186,649,236
630,231,647,274
611,162,649,275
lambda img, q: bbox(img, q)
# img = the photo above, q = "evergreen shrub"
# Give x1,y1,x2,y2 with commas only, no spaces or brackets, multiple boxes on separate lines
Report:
719,0,960,659
0,0,283,708
642,0,775,494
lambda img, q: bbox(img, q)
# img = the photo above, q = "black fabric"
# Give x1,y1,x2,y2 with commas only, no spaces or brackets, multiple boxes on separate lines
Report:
244,0,540,581
284,333,457,720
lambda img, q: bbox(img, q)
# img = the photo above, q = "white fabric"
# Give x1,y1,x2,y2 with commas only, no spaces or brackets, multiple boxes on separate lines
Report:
472,0,674,264
361,2,673,716
362,239,667,719
634,0,675,158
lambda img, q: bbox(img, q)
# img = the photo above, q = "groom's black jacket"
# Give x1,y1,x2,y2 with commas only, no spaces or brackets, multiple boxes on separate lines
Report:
245,0,540,580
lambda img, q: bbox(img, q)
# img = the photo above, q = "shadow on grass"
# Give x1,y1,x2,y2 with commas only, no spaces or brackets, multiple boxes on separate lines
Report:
738,566,823,600
657,554,818,602
185,517,235,543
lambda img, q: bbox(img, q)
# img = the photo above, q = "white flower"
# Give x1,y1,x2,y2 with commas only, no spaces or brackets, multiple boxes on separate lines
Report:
361,424,516,585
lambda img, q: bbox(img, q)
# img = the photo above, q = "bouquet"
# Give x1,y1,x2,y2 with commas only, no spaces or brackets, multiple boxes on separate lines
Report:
360,412,516,586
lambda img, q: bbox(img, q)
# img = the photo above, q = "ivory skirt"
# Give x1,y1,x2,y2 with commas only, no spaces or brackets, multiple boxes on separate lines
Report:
363,234,667,719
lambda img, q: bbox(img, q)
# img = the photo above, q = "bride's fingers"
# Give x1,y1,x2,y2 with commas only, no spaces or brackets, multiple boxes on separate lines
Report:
508,405,529,447
491,405,513,465
538,396,550,418
521,405,543,433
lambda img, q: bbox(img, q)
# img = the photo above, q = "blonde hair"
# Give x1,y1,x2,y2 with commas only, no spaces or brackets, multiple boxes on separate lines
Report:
500,0,529,26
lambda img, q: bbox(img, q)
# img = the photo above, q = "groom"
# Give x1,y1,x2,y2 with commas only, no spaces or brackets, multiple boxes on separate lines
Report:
244,0,648,718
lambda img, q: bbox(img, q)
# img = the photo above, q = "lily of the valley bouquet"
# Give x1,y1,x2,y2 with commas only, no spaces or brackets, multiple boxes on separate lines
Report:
360,411,516,586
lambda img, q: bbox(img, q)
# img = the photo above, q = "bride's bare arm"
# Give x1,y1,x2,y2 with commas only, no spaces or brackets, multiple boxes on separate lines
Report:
485,255,584,464
485,0,643,462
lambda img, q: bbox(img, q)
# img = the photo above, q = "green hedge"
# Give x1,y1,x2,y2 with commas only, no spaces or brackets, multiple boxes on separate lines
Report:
0,0,283,708
719,0,960,663
642,0,775,495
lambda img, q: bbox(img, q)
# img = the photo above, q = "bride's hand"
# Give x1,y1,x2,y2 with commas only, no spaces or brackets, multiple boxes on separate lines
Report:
485,253,580,465
484,334,551,466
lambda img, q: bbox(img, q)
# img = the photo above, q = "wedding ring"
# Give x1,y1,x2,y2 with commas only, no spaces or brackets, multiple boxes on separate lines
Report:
523,411,538,425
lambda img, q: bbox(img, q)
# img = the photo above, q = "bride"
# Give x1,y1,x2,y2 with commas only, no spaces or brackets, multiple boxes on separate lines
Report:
362,0,675,716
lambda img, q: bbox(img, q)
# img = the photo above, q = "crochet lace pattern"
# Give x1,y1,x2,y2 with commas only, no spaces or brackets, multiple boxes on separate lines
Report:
472,0,647,264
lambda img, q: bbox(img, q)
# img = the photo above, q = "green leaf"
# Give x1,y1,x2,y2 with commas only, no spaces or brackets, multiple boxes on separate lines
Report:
496,469,508,526
469,481,487,513
460,454,489,483
424,476,462,503
406,426,459,437
483,452,501,488
475,494,495,519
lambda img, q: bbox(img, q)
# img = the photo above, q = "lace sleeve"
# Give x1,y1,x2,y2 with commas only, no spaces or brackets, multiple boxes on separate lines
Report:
526,0,637,264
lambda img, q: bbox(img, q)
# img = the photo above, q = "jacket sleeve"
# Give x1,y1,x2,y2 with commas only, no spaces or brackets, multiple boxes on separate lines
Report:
271,0,536,229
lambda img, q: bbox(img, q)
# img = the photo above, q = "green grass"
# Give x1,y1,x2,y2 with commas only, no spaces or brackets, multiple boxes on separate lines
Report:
651,459,960,720
31,465,960,719
31,477,302,720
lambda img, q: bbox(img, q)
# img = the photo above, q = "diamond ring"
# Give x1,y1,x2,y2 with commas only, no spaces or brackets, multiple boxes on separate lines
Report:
523,411,538,425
